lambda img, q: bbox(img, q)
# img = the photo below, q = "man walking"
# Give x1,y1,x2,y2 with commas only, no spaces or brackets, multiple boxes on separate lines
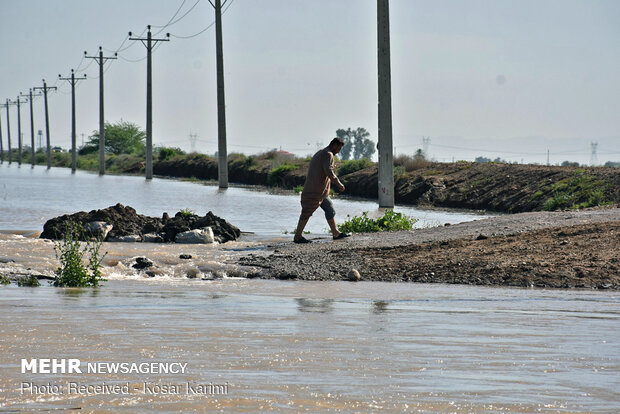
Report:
293,137,351,243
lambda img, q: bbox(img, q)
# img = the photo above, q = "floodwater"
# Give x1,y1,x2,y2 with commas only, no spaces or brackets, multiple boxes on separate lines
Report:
1,281,618,413
0,163,489,235
1,164,619,413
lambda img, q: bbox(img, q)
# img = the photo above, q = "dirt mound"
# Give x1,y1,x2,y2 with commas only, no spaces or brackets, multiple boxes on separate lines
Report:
40,203,241,243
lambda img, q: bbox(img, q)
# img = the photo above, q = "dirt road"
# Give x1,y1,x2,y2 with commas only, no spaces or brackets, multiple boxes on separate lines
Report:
239,207,620,289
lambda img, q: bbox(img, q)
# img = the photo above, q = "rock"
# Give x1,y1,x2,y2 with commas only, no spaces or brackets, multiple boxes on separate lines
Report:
185,268,201,279
143,233,165,243
85,221,113,239
179,254,192,260
132,257,154,270
108,235,142,243
347,269,361,282
0,257,16,264
175,228,215,244
476,234,488,240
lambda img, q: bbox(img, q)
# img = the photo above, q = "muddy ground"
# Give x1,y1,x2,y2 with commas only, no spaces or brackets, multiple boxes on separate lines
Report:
239,207,620,289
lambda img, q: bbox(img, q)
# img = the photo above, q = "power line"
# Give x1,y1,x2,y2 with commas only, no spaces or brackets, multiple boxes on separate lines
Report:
171,0,235,39
153,0,203,35
151,0,189,29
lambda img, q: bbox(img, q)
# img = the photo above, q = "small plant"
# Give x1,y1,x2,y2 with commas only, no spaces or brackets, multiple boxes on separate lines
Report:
53,222,107,287
17,275,40,287
179,208,195,217
0,274,11,285
338,210,417,233
293,185,304,194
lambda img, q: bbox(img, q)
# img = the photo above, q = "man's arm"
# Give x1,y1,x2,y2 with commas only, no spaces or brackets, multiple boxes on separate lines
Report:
323,151,345,192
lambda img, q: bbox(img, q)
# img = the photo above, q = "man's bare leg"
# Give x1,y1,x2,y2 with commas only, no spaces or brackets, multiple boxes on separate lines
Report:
327,218,342,239
294,217,310,241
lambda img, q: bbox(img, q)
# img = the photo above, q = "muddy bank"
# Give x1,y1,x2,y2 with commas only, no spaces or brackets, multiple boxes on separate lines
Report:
239,207,620,289
154,155,619,213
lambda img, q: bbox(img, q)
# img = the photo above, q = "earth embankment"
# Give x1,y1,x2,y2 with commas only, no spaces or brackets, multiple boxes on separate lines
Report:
154,156,619,213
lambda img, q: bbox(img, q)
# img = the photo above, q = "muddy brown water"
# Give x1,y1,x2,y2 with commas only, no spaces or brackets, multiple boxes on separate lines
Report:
1,280,618,413
1,164,619,412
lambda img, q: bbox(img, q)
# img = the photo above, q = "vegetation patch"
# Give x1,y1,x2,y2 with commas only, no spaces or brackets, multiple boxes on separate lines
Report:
337,158,373,176
543,170,612,211
0,274,10,285
267,163,298,186
17,275,40,287
338,210,417,233
53,222,107,287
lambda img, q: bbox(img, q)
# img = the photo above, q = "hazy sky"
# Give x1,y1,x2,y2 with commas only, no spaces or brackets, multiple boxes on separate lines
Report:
0,0,618,165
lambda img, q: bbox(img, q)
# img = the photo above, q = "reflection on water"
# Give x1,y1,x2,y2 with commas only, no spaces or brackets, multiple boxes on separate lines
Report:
1,280,618,412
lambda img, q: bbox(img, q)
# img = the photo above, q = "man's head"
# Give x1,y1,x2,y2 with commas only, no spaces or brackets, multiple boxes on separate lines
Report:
328,137,345,155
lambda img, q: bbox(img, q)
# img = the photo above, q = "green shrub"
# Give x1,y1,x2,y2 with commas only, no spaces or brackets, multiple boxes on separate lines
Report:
17,275,40,287
0,274,10,285
339,210,417,233
53,222,107,287
337,159,373,176
267,163,298,186
394,165,406,180
158,146,185,161
293,185,304,194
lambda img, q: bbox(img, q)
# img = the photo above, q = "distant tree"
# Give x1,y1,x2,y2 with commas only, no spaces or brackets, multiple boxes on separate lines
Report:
561,160,580,167
335,127,376,160
336,128,353,160
84,120,146,155
604,161,620,167
414,149,426,160
475,156,491,163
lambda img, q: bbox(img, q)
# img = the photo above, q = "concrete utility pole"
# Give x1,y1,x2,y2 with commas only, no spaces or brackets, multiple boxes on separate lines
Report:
0,102,3,163
2,99,17,164
15,95,26,166
377,0,394,208
129,26,170,180
85,47,117,175
22,89,42,167
34,80,57,170
208,0,229,188
59,70,87,173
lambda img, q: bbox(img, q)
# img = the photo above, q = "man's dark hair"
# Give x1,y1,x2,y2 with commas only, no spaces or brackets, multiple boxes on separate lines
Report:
329,137,345,147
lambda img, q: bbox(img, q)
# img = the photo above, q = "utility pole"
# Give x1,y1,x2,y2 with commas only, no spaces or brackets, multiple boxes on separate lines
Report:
85,47,117,175
546,149,550,166
2,99,16,164
59,69,87,173
0,102,3,163
377,0,394,208
15,95,26,166
208,0,229,188
34,80,57,169
129,26,170,180
22,89,42,167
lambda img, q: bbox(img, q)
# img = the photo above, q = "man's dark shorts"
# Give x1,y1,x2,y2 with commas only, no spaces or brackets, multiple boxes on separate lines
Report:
300,197,336,221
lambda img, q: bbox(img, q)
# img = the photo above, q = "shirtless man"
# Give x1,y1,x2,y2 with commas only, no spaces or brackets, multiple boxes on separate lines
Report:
293,137,351,244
